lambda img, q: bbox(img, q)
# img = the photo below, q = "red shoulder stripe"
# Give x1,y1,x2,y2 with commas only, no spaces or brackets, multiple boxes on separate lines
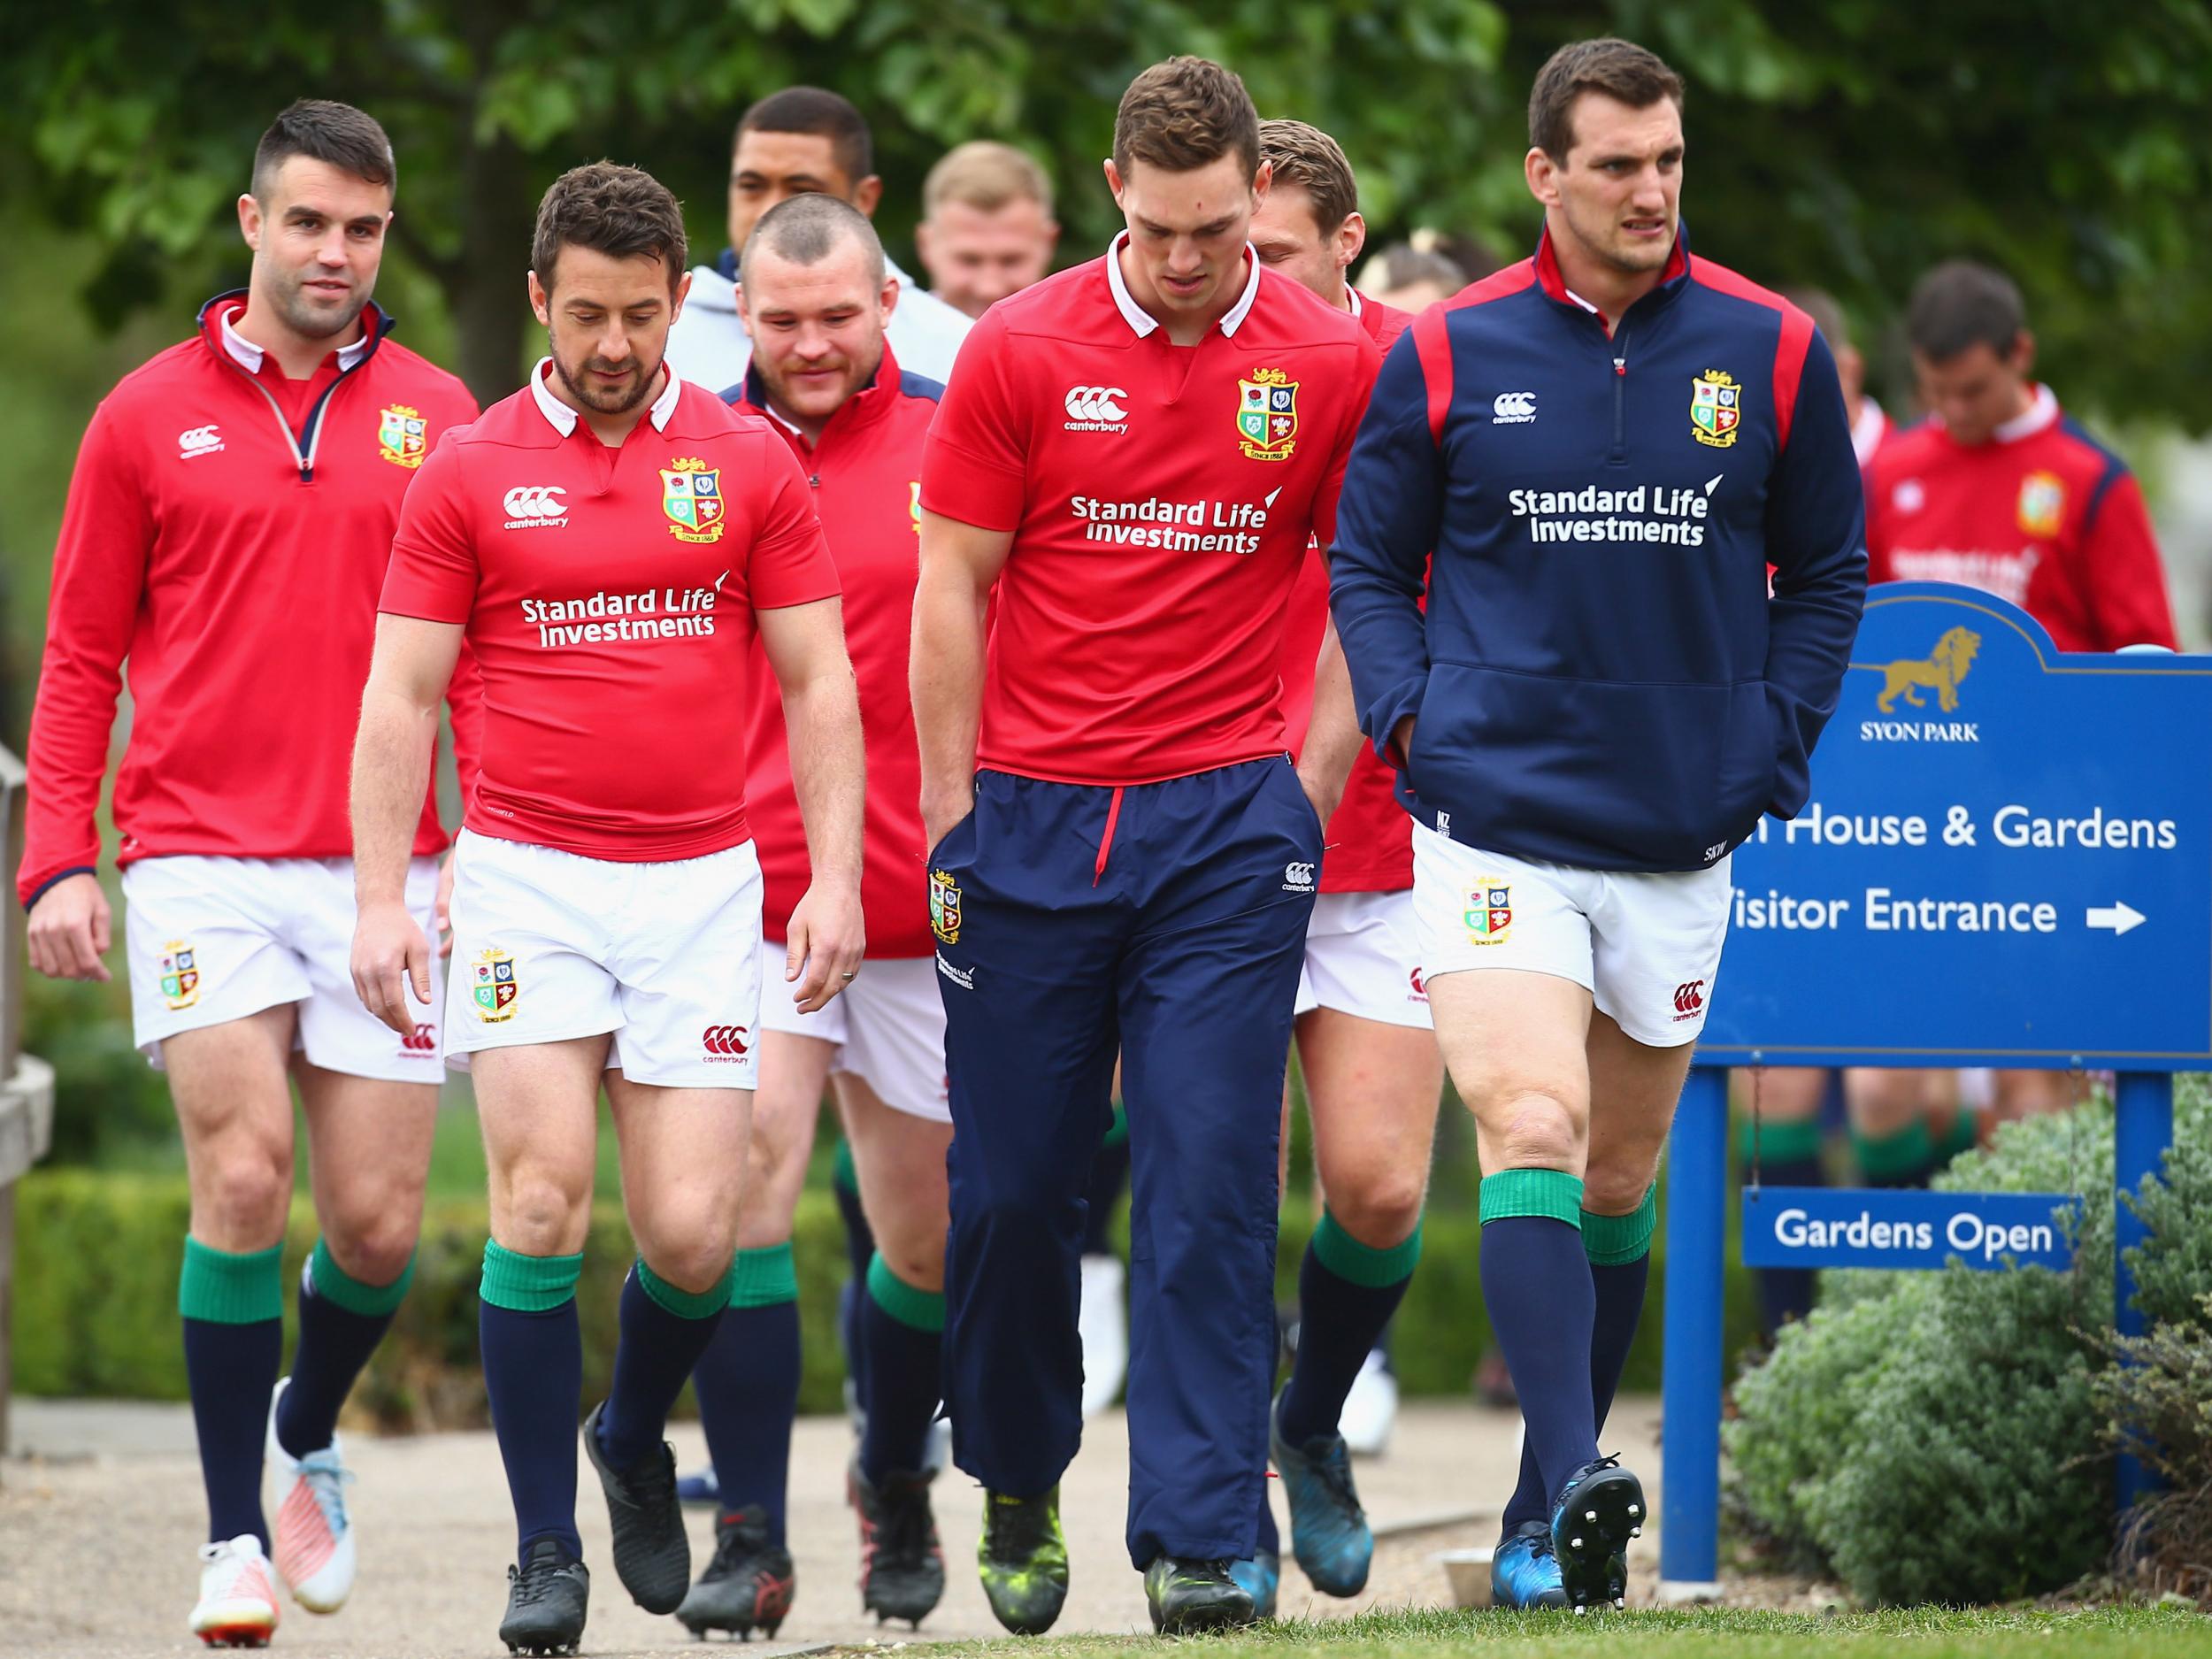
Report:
1409,262,1537,448
1688,255,1814,453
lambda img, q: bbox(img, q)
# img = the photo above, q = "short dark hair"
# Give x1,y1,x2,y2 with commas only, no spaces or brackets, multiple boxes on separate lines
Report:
1114,56,1261,181
740,193,886,291
251,99,395,203
1907,260,2027,362
1528,38,1685,161
532,162,688,295
735,87,873,187
1258,119,1358,234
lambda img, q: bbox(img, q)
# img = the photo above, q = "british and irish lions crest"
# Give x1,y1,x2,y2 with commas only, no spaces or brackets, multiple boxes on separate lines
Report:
661,457,727,543
158,941,201,1011
472,948,518,1023
378,403,428,468
929,870,963,945
1237,368,1299,461
1690,369,1742,449
1464,885,1512,947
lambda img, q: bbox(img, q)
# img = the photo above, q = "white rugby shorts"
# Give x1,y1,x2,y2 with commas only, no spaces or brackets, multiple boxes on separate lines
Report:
121,854,443,1082
755,941,950,1123
445,829,764,1089
1410,822,1732,1048
1294,889,1434,1030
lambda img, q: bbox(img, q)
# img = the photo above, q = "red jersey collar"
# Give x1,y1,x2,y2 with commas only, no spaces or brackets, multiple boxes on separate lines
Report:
1531,219,1691,317
196,288,392,373
527,357,683,437
1104,231,1262,340
738,339,908,452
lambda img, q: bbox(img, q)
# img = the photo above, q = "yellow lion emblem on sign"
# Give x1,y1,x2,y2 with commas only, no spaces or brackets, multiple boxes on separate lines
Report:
1873,626,1981,714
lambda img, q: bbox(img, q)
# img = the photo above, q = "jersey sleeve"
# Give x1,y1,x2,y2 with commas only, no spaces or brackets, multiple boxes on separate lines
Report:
1860,452,1896,583
918,309,1027,532
2075,465,2177,650
1329,322,1444,766
746,436,841,611
19,399,152,905
379,436,480,623
1763,325,1869,819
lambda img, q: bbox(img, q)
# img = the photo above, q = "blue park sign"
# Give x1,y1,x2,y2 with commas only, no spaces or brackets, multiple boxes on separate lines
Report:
1657,583,2208,1599
1699,582,2212,1070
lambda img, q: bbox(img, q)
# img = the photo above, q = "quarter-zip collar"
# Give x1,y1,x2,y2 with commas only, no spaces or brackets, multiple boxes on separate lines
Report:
1530,219,1692,334
740,339,908,457
195,288,396,482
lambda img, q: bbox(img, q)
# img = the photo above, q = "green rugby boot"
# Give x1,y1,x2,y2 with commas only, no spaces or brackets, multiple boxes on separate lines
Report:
978,1486,1069,1634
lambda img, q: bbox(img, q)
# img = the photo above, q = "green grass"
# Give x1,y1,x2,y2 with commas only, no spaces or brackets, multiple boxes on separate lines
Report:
910,1605,2208,1659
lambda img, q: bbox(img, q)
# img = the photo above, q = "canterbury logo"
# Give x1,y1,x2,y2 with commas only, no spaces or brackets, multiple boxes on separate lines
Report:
178,425,223,457
400,1023,438,1052
1491,391,1537,424
701,1024,752,1057
1064,385,1128,424
1673,980,1706,1017
1283,861,1317,892
502,484,568,521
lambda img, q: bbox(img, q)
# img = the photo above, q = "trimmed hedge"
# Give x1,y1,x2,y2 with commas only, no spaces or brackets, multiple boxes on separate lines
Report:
13,1168,1762,1425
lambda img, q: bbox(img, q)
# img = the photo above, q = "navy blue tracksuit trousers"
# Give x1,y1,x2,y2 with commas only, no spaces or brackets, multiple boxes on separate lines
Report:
932,756,1321,1567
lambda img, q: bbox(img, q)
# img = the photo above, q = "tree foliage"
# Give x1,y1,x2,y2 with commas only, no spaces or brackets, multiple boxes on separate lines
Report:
4,0,2210,422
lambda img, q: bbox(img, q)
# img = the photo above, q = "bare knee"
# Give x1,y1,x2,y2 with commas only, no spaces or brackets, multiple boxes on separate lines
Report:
633,1195,741,1296
194,1142,293,1248
1479,1089,1582,1171
641,1233,740,1298
495,1163,594,1258
1582,1158,1657,1218
872,1209,947,1294
1322,1164,1428,1248
320,1205,421,1286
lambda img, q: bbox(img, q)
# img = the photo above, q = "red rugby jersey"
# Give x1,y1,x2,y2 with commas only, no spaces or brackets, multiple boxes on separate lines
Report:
1865,386,2176,651
729,347,940,956
1279,290,1415,893
921,236,1381,786
380,363,840,861
19,294,477,908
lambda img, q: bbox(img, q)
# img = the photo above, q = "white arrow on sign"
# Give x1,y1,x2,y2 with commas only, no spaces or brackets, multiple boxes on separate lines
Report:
2086,902,2146,936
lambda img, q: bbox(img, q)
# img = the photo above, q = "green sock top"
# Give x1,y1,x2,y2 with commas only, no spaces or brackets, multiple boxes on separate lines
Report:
478,1240,584,1312
1582,1185,1658,1266
866,1251,947,1333
1479,1168,1585,1228
1310,1208,1423,1287
179,1236,285,1325
308,1238,415,1317
728,1241,799,1309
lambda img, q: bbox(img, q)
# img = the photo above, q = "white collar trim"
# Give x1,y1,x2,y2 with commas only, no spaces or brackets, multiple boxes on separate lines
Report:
1104,231,1262,340
1994,382,2059,444
528,357,683,435
220,303,370,374
1850,397,1888,466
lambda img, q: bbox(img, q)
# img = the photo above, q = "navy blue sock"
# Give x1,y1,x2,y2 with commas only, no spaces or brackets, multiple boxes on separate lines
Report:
179,1238,285,1549
480,1269,584,1563
1479,1174,1599,1510
694,1247,801,1544
276,1241,412,1458
1500,1187,1657,1532
1277,1210,1420,1447
833,1148,874,1398
183,1318,282,1548
597,1263,729,1471
858,1254,946,1482
1755,1156,1825,1334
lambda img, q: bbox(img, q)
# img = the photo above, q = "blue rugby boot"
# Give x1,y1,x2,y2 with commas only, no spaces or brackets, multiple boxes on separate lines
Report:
1269,1388,1372,1596
1548,1455,1642,1612
1225,1551,1280,1619
1490,1520,1570,1609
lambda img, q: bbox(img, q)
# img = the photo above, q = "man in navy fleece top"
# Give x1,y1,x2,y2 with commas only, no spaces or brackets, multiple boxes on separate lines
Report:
1329,37,1863,1612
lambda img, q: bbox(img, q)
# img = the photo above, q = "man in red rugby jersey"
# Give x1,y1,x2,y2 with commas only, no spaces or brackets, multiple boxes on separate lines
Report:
19,99,477,1645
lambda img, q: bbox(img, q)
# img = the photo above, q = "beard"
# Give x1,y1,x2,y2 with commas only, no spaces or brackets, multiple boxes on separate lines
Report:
269,268,371,341
552,347,661,416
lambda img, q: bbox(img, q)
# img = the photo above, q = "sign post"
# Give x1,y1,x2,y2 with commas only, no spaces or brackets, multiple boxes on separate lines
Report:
1658,585,2206,1597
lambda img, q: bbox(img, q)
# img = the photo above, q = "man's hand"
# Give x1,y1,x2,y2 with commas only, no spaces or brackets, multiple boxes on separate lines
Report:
922,784,975,857
783,881,865,1015
27,872,112,981
352,896,434,1036
435,852,457,959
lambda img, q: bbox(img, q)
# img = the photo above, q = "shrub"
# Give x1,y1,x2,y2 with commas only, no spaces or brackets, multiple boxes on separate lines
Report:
2095,1294,2212,1606
1725,1080,2209,1605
